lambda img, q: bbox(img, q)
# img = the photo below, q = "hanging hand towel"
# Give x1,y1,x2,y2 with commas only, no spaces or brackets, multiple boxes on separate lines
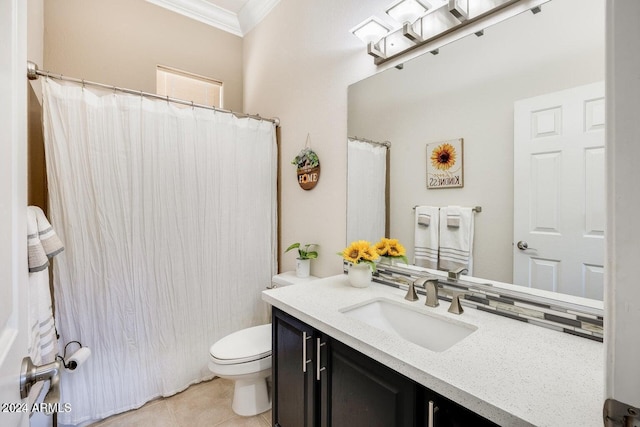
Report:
438,206,474,274
414,206,440,269
26,206,63,405
27,208,49,273
32,205,64,258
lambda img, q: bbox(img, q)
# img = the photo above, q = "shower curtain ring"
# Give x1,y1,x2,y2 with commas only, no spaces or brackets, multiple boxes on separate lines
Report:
191,101,194,110
81,79,85,90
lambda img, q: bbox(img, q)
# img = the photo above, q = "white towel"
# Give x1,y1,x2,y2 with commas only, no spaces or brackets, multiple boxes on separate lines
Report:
438,206,474,274
27,208,49,273
32,206,64,258
26,206,63,402
414,206,440,269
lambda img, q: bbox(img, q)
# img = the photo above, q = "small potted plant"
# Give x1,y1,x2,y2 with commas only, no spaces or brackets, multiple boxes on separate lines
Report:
337,240,379,287
285,242,318,278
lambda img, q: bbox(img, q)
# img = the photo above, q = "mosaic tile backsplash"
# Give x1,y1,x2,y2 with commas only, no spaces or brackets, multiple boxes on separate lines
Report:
344,262,604,342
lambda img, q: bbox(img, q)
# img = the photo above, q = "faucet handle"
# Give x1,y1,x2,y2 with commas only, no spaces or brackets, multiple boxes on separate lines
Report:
448,292,466,314
404,281,419,302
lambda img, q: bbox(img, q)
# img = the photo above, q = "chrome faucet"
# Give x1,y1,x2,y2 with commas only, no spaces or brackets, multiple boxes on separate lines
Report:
414,277,440,307
447,267,468,281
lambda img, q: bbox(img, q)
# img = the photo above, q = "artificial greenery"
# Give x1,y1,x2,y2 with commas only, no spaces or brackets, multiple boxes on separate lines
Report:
285,242,319,260
291,148,320,169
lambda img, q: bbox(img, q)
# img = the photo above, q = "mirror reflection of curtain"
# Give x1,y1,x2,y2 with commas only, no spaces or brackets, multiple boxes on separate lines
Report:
347,138,388,244
42,78,277,424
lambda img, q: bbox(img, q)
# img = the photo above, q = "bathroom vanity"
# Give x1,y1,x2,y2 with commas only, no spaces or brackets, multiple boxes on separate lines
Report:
273,307,496,426
263,275,604,427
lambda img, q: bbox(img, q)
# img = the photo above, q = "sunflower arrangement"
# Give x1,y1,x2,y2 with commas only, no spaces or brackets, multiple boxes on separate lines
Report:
338,240,379,271
374,238,409,264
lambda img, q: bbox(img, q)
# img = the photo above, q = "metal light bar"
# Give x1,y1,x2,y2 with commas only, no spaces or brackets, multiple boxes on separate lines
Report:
364,0,551,66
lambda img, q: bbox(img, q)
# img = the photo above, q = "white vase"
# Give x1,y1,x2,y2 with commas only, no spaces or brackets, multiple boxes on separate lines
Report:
296,258,311,278
348,263,372,288
378,257,394,266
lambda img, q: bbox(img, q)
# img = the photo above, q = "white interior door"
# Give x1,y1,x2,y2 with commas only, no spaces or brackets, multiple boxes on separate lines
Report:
513,82,605,299
0,1,30,426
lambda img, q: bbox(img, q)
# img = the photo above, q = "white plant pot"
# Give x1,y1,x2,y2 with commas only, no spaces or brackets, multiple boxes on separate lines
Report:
296,258,311,278
348,263,372,288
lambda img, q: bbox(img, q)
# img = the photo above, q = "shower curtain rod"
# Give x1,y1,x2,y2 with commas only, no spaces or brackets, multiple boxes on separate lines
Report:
26,61,280,126
348,136,391,148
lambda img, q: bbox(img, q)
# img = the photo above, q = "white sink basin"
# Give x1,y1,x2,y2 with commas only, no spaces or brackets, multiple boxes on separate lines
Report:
340,298,477,352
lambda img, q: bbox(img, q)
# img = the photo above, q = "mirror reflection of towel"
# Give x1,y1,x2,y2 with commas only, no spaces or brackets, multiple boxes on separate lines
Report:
418,214,431,226
438,206,474,274
414,206,439,269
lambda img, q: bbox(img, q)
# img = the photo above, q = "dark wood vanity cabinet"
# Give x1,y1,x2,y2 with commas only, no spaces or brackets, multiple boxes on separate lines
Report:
272,308,497,427
272,308,317,427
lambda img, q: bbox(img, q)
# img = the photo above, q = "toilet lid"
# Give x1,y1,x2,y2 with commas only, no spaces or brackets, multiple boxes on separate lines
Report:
210,323,272,365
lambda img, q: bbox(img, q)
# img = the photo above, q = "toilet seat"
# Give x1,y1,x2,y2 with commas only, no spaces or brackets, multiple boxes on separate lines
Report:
210,323,271,364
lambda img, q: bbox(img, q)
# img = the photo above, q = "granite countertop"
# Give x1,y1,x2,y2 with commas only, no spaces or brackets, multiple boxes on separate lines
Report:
262,275,604,427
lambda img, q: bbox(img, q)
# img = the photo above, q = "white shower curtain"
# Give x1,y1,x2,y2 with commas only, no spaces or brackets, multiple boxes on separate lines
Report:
346,138,388,244
42,79,277,425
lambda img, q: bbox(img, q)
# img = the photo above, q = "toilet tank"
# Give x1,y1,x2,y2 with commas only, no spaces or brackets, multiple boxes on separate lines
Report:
271,271,319,288
265,272,318,321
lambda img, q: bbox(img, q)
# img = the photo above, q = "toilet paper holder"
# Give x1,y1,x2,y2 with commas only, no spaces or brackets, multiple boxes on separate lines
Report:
58,341,91,372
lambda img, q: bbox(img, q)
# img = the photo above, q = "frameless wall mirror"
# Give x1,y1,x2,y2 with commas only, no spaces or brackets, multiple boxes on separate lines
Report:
347,0,605,302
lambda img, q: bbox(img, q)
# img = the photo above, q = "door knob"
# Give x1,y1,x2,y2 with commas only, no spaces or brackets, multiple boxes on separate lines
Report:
20,356,61,412
516,241,535,251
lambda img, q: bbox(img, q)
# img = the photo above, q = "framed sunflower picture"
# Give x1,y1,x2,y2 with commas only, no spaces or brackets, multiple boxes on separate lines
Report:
426,138,464,189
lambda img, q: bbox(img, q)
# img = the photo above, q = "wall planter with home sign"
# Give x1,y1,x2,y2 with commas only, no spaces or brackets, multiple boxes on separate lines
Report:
292,134,320,190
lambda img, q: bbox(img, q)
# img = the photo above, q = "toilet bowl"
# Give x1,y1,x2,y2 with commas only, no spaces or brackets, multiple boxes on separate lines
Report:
208,324,272,416
208,272,318,416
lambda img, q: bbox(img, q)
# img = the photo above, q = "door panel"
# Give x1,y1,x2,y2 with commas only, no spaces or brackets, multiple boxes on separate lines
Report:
0,0,29,426
272,309,316,427
513,82,605,299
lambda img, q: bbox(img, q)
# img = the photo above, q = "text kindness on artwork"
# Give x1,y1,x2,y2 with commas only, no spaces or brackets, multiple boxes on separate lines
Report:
426,138,464,189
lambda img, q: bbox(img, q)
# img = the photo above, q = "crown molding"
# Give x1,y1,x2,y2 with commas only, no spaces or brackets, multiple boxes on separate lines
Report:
237,0,280,35
147,0,280,37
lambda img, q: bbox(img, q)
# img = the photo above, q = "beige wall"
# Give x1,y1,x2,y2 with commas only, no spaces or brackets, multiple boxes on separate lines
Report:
44,0,244,112
243,0,386,277
27,0,46,211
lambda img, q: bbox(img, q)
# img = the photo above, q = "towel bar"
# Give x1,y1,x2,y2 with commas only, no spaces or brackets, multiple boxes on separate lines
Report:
412,205,481,213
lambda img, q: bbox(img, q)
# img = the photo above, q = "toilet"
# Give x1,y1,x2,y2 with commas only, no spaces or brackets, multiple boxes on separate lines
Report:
208,272,318,416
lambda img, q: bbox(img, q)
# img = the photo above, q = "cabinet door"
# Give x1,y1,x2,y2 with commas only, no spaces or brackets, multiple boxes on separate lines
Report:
420,388,499,427
326,339,417,427
273,308,317,427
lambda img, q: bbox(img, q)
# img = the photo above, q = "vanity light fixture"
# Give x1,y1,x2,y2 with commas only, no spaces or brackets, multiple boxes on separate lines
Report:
350,16,391,59
352,0,550,66
386,0,429,24
386,0,431,42
449,0,469,22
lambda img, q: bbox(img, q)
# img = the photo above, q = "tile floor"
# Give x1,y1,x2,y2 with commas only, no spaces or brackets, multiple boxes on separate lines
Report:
90,378,271,427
